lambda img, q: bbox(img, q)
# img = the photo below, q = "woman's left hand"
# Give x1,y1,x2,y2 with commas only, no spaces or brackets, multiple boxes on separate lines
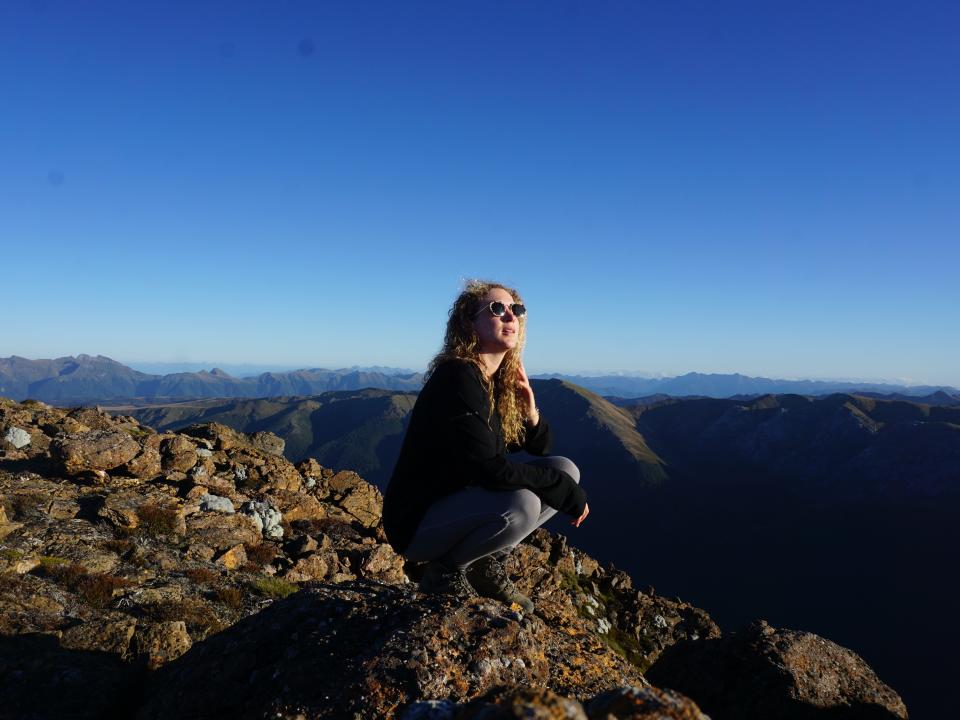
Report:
518,361,539,426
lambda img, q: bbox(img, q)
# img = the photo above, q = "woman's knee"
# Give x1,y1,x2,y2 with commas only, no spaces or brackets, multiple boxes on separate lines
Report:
506,489,542,530
530,455,580,484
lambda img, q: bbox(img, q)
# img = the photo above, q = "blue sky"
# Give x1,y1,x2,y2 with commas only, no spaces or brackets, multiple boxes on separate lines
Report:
2,1,958,385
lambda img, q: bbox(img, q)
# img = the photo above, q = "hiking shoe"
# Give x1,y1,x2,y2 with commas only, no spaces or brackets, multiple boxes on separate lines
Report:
466,554,535,613
418,560,477,600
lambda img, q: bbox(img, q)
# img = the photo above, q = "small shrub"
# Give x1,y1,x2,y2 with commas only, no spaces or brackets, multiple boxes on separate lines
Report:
215,586,245,609
9,492,48,520
185,567,219,585
136,503,180,537
104,539,134,555
0,549,24,561
76,573,130,607
244,543,278,566
292,517,361,542
146,598,224,637
251,576,298,599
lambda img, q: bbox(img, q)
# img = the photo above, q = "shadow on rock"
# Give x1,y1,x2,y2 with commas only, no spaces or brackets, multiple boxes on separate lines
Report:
0,632,144,720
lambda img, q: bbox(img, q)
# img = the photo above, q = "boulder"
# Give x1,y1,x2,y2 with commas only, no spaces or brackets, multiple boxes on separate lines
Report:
645,619,908,719
138,582,647,719
52,429,142,475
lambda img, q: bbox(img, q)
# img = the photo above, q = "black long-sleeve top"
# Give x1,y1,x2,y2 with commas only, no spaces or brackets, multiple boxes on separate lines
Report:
382,358,587,555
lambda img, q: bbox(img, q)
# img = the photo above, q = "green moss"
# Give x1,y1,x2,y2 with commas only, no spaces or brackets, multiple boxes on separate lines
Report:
125,426,153,439
0,548,24,561
251,575,298,599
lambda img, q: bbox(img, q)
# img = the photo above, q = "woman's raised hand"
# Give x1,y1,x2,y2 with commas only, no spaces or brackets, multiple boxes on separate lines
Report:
517,361,539,425
571,503,590,528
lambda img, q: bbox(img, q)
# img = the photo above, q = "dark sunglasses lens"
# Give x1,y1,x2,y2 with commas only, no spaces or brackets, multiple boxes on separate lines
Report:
489,301,507,316
512,304,526,317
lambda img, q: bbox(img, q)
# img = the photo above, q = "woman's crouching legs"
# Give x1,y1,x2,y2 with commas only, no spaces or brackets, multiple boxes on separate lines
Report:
403,455,581,571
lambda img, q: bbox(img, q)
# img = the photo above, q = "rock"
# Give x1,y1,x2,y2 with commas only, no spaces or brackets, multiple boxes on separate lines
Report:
215,543,247,570
585,686,709,719
122,439,163,479
160,435,198,473
133,620,193,670
199,493,234,514
60,616,137,657
249,430,285,456
270,489,326,522
185,512,262,551
241,499,283,539
360,543,406,584
645,619,908,719
458,687,589,719
138,583,646,719
52,429,142,474
284,553,329,582
3,426,31,449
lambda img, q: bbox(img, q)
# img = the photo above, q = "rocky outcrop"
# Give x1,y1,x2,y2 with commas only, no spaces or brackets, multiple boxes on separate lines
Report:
646,619,908,719
0,397,907,718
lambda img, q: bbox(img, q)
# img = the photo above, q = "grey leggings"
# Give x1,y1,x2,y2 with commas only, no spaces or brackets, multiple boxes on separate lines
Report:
403,456,581,571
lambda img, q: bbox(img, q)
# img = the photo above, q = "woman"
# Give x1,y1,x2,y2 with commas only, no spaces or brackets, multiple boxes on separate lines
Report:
383,280,589,612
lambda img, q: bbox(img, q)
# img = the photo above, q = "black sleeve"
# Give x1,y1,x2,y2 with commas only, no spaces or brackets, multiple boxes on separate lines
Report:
439,362,586,517
506,415,553,456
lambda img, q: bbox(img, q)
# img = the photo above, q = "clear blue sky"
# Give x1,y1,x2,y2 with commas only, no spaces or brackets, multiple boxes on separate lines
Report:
2,1,958,385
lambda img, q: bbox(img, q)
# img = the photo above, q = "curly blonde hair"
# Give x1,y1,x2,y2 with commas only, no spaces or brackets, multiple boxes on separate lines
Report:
426,279,529,446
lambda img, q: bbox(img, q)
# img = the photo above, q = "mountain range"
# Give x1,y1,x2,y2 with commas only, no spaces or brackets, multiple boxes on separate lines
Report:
3,355,957,404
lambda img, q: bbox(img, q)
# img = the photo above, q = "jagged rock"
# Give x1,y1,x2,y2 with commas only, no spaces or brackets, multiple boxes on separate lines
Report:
284,553,329,582
268,488,326,523
133,620,193,670
52,428,142,474
3,426,31,449
322,470,383,528
160,435,198,473
456,687,589,719
585,686,709,719
122,434,163,479
199,493,235,514
249,430,285,456
185,512,262,551
60,615,137,657
179,421,247,452
360,542,406,584
241,499,283,539
645,618,908,719
138,582,647,719
215,544,247,570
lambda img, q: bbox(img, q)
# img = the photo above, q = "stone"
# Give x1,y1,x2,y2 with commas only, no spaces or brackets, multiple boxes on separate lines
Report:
585,685,709,720
160,435,198,473
284,554,329,582
53,429,142,474
645,619,908,719
215,543,247,570
133,620,193,670
4,426,31,449
249,430,285,456
185,513,262,551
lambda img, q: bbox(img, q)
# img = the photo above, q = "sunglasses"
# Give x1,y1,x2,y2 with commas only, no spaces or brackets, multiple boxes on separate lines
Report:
474,301,527,319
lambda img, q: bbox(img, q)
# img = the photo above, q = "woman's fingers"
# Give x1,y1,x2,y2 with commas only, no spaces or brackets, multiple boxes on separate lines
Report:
570,503,590,527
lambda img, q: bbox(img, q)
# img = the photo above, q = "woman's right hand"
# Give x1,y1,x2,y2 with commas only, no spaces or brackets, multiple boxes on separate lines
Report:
570,502,590,528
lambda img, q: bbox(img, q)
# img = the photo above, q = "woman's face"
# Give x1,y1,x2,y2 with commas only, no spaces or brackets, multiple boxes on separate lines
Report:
472,287,522,354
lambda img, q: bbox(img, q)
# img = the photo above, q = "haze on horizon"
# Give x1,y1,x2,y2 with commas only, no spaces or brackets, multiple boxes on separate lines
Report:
2,2,958,386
